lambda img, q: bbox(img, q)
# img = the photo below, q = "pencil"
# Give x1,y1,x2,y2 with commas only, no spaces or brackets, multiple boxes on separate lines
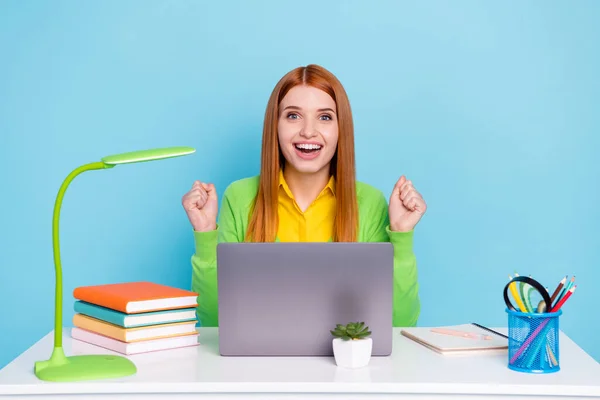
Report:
511,285,577,364
565,276,576,292
508,275,527,312
471,323,508,339
549,276,567,304
551,286,576,312
554,276,575,309
515,273,531,312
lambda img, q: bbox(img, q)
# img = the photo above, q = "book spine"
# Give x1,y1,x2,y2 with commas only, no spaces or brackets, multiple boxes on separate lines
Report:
73,288,129,313
74,301,127,327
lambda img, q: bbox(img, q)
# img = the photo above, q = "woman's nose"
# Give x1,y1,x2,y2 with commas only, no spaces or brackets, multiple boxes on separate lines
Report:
299,119,318,138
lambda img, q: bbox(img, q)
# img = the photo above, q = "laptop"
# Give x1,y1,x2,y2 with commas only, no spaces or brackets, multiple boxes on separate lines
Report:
216,242,393,356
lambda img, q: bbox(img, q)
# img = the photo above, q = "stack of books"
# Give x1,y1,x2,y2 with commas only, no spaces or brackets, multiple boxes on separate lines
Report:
70,281,200,355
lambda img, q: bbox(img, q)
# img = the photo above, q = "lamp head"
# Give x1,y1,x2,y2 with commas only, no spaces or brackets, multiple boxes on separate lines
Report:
101,146,195,166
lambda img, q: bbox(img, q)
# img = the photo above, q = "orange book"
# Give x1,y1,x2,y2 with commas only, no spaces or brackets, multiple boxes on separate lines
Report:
73,281,198,314
72,314,198,342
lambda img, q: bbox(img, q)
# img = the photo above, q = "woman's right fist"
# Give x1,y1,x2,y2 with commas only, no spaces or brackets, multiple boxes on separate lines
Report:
181,181,218,232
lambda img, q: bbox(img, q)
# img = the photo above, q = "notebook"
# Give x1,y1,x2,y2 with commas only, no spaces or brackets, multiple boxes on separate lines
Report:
71,327,199,355
73,281,198,313
400,324,508,355
72,314,198,342
74,301,197,328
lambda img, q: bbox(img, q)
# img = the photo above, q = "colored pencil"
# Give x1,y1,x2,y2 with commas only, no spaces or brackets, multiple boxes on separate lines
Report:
565,276,576,292
549,276,567,304
551,286,576,312
510,285,576,364
471,322,508,339
508,275,527,312
553,276,575,309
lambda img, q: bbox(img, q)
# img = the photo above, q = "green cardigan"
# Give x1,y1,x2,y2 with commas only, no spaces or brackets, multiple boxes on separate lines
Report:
191,175,420,327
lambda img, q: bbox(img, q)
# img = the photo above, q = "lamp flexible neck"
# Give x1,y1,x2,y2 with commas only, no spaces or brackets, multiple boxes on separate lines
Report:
52,162,107,348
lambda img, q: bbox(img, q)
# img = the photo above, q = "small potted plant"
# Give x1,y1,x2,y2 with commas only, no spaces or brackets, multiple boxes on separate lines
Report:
330,322,372,368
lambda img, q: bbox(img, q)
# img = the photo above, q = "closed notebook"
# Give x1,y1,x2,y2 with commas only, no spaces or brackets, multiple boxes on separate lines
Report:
400,324,508,355
73,281,198,313
72,313,198,342
71,327,200,355
74,301,197,328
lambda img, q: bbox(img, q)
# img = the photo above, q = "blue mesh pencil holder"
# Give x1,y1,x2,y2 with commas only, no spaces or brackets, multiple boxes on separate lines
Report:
506,308,561,373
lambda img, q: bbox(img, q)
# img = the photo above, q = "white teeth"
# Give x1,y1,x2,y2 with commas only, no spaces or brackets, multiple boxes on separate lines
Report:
295,144,322,150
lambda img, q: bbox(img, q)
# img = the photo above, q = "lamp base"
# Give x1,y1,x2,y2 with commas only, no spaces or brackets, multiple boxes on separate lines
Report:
34,347,136,382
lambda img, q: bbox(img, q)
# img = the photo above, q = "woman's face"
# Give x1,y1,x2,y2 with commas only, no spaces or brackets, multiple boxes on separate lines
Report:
277,85,339,175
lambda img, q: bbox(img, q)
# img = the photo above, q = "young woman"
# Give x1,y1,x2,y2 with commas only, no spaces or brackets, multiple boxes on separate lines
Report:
182,64,427,328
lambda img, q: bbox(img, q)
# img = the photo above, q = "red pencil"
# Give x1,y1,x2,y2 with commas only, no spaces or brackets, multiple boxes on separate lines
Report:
551,286,577,312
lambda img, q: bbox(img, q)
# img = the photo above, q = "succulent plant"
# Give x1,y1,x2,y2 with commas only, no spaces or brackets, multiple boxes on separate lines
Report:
330,322,371,341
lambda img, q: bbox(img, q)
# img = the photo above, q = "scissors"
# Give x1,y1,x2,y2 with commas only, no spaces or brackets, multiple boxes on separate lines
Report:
503,275,552,314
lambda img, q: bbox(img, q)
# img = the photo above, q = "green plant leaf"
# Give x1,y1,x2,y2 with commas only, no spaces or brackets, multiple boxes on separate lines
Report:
332,322,372,339
331,328,346,337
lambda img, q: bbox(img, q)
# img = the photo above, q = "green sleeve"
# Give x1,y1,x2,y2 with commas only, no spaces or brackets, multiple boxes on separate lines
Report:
366,193,421,327
190,187,241,327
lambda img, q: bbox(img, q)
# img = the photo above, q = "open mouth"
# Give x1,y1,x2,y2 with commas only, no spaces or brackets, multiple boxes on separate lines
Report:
294,143,322,154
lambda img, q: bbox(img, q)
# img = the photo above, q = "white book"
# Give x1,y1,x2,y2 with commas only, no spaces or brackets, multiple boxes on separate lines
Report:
71,327,199,355
400,324,508,355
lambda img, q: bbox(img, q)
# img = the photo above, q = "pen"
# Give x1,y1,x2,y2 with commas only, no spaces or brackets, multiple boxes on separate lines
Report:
431,328,492,340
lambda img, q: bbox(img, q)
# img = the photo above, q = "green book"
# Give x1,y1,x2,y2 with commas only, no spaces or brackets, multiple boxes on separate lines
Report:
73,301,197,328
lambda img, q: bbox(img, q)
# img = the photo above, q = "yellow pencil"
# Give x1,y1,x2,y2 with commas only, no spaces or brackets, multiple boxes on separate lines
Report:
508,275,527,312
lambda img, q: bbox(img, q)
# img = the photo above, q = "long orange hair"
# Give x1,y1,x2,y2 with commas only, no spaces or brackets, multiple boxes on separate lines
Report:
245,64,358,242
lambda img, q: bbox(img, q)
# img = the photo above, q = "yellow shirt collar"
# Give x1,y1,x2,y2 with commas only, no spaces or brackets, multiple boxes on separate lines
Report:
279,169,335,199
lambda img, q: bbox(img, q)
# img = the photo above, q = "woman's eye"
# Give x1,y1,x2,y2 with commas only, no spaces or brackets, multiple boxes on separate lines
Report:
287,113,299,119
320,114,332,121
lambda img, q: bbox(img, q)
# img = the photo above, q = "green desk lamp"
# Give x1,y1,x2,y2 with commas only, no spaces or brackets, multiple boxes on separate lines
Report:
34,146,195,382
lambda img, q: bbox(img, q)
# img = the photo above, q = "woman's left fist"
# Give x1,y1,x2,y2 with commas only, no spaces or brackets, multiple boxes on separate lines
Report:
389,175,427,232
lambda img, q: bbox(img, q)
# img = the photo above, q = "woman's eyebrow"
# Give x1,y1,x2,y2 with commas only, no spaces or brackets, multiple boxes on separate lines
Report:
281,105,336,113
317,108,336,113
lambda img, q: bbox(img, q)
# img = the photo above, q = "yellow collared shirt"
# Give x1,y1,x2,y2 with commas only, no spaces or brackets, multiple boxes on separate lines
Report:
277,170,335,242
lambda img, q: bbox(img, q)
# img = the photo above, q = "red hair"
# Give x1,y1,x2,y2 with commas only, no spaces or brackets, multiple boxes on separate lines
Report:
245,64,358,242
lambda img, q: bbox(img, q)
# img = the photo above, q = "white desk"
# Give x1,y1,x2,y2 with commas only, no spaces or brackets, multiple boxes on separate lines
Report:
0,327,598,399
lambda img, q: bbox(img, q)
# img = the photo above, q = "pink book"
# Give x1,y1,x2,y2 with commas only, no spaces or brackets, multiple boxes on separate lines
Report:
71,327,199,355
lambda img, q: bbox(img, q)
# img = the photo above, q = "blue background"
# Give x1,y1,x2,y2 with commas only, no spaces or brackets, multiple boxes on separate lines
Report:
1,0,598,369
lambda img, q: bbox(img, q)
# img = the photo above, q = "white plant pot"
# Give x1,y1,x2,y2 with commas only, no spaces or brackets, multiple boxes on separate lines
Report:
332,337,372,368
